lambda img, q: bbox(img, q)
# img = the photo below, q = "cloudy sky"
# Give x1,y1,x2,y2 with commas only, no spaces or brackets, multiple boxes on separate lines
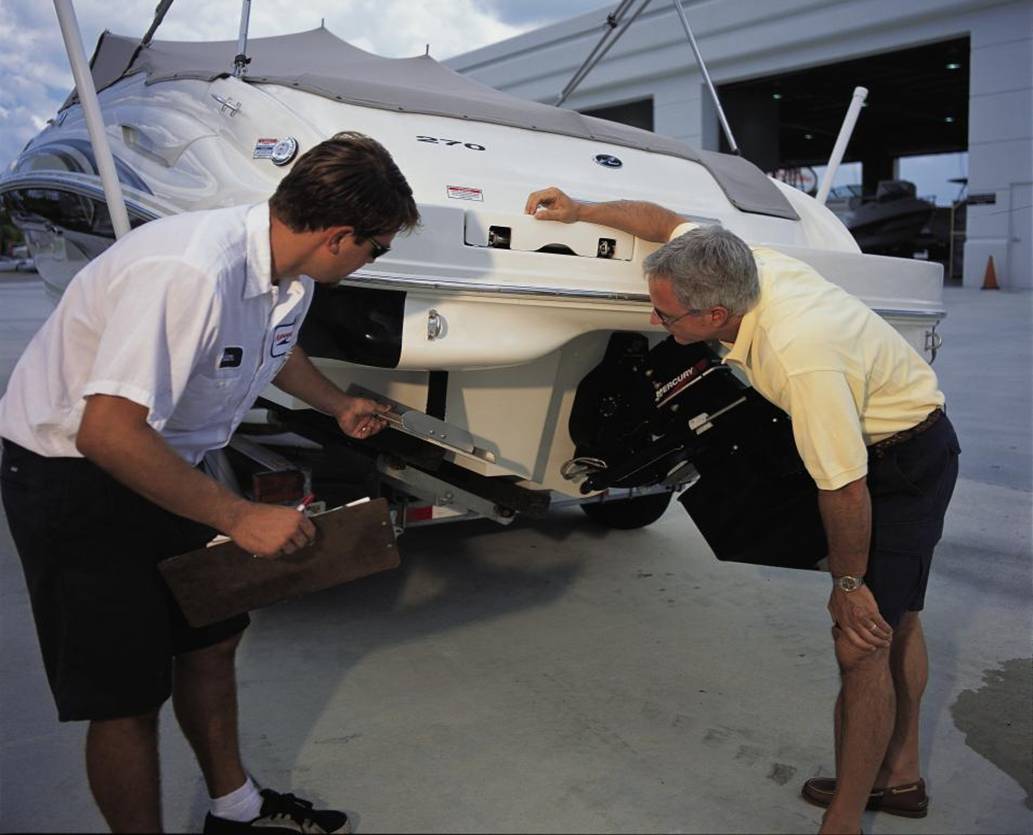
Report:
0,0,968,203
0,0,608,170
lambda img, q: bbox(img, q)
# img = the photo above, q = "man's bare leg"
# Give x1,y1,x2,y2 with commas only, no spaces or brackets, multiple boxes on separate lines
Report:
86,711,163,833
172,632,248,798
833,690,844,777
829,613,927,788
820,636,895,834
876,612,926,786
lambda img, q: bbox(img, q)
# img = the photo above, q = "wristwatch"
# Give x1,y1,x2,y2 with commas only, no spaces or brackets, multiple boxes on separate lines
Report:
833,575,866,592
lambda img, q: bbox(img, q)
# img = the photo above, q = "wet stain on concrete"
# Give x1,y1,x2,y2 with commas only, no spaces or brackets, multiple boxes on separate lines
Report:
767,762,797,785
702,727,732,747
671,713,693,729
734,744,764,764
950,658,1033,809
313,733,362,745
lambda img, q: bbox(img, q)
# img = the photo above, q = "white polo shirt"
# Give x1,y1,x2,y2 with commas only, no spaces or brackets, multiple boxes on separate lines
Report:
670,223,945,490
0,204,313,465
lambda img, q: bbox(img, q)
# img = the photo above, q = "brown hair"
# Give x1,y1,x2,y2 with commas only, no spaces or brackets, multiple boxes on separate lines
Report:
269,131,419,238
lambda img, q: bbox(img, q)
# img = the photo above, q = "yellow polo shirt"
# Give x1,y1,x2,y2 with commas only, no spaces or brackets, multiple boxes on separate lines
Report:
669,224,945,490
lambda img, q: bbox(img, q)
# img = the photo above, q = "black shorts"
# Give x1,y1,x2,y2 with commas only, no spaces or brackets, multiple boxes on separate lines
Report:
1,440,249,722
865,415,960,628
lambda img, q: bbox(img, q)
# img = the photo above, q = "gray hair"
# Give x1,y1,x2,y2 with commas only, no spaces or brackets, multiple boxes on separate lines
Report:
643,225,759,316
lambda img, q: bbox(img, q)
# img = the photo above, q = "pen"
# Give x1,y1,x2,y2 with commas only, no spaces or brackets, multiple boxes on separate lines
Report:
296,493,316,513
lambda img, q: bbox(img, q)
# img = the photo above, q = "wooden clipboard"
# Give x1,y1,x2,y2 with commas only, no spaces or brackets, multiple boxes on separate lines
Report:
158,498,398,627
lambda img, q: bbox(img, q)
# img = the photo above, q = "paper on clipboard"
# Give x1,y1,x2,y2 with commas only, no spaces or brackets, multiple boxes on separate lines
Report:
159,497,398,627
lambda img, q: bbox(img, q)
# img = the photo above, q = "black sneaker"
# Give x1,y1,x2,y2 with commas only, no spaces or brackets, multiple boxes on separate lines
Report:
203,789,351,834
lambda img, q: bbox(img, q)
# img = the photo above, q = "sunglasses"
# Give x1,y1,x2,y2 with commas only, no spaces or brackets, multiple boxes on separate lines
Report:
365,237,391,261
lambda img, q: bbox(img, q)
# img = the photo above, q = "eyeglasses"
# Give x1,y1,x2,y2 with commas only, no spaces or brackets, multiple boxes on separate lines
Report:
652,306,703,327
365,237,391,261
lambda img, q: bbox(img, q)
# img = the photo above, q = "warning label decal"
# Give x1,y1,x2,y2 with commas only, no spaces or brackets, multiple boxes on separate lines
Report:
447,185,483,202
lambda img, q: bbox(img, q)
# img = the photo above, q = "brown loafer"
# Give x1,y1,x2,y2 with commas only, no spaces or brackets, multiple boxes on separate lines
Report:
801,777,929,818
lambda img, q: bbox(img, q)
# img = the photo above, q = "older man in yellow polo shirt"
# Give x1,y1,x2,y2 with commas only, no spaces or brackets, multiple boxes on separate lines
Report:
525,187,960,835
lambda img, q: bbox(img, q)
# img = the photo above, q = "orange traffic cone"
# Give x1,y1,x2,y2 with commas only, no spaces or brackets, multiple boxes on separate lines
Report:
981,256,1000,290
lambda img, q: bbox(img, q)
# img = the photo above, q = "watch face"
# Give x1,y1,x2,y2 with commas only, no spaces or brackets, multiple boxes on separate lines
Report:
838,576,861,591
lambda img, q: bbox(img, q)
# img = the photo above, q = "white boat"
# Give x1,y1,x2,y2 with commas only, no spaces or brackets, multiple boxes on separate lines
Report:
0,24,945,526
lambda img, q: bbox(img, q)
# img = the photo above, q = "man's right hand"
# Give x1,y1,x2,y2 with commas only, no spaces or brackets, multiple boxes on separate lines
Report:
523,186,682,242
225,502,316,559
828,584,893,652
525,186,581,223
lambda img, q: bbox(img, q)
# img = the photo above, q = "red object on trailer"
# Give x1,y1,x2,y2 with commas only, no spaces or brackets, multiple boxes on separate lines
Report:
405,505,435,523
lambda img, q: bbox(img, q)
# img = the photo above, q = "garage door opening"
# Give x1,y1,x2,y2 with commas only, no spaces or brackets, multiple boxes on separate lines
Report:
717,37,969,279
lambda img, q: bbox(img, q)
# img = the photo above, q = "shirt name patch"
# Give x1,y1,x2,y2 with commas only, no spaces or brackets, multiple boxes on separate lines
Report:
271,322,296,358
219,347,243,368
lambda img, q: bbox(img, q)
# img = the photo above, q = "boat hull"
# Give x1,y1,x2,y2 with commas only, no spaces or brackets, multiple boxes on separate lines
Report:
0,52,946,497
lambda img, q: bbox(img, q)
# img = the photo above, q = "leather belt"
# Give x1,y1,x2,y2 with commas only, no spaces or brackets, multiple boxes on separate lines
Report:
868,408,944,458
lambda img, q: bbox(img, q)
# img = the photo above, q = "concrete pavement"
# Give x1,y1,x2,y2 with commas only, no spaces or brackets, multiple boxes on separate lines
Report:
1,275,1030,833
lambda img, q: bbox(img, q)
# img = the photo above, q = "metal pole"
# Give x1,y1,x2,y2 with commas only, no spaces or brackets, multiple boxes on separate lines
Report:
555,0,634,106
816,86,868,205
555,0,650,107
233,0,252,77
947,202,955,282
140,0,175,46
670,0,738,154
53,0,131,239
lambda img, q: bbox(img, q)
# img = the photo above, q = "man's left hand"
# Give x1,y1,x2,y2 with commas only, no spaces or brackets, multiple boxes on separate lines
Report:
337,396,390,439
827,584,893,651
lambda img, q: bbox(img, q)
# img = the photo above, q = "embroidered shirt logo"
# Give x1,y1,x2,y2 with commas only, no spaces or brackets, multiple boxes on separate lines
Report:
271,322,296,358
219,347,243,368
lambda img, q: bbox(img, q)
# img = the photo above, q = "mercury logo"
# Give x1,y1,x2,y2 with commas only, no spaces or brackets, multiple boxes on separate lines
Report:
593,154,623,169
654,359,709,407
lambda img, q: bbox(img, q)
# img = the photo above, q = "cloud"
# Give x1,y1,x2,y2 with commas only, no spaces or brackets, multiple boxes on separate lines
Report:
479,0,609,27
0,0,554,171
301,0,527,59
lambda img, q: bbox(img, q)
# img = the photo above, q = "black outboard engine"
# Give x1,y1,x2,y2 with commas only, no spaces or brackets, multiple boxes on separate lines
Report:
567,333,827,570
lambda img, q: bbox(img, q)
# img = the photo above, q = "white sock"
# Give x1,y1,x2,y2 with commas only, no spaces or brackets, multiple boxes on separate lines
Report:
211,776,263,822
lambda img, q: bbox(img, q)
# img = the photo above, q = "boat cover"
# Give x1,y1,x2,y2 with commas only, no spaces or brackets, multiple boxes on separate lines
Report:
64,28,797,220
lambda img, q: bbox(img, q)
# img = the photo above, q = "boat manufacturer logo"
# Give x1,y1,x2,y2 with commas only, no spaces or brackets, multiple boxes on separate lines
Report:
593,154,623,169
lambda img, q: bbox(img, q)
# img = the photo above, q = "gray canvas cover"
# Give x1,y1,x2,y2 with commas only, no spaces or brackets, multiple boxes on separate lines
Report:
66,28,797,220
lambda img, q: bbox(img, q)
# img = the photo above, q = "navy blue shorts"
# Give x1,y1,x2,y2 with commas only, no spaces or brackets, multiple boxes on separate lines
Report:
1,440,250,722
865,415,960,628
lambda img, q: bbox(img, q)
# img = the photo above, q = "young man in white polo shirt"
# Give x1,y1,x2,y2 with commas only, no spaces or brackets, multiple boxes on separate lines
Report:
525,186,959,835
0,132,419,834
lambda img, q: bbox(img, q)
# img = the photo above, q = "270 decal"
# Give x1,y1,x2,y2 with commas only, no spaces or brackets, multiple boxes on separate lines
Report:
417,135,486,151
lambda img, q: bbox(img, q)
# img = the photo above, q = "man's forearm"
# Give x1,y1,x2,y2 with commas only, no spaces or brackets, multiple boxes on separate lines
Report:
817,476,872,576
76,396,245,534
576,200,684,242
273,346,389,440
272,346,350,415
